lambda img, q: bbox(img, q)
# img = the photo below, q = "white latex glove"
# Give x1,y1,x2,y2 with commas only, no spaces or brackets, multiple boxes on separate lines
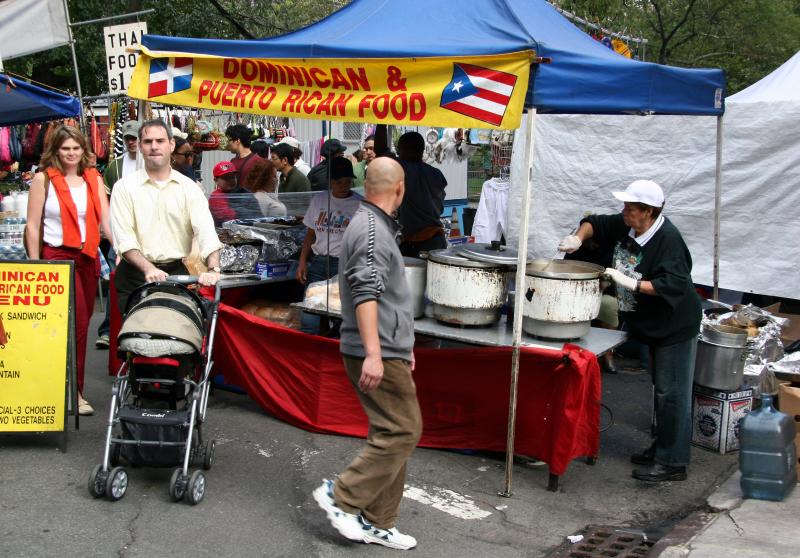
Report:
604,268,638,291
557,234,582,253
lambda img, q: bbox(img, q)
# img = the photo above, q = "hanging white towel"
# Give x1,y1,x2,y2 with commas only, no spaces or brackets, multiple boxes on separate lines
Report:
472,178,509,243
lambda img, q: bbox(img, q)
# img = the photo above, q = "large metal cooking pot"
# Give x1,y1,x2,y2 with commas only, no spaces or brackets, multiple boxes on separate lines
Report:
426,248,510,326
404,257,427,318
694,324,748,391
522,259,604,340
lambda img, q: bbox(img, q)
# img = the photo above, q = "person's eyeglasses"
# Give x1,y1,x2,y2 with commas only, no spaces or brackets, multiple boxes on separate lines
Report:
175,151,194,158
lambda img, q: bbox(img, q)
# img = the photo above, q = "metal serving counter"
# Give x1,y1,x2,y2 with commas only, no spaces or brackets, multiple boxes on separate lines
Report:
292,301,627,355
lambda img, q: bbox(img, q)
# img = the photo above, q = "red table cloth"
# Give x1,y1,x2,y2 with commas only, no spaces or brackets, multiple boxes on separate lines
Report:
213,303,601,476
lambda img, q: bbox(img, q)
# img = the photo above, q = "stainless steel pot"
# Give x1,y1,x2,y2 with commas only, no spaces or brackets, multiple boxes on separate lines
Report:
404,257,427,318
522,259,604,340
426,248,510,325
694,324,748,391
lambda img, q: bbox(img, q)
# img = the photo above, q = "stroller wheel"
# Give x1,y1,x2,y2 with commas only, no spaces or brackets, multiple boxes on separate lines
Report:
88,464,107,498
186,470,206,505
169,468,187,502
202,440,215,470
105,467,129,501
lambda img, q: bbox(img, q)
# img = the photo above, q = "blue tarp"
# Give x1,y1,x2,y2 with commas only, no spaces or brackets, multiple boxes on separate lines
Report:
0,73,81,126
141,0,725,116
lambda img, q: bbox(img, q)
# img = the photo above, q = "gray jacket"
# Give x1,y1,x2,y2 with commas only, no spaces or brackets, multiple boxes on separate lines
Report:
338,202,414,361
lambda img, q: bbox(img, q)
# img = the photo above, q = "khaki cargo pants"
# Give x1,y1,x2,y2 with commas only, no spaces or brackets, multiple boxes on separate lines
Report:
333,355,423,529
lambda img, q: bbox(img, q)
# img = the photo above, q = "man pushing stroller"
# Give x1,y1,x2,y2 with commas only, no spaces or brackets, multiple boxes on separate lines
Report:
109,119,222,314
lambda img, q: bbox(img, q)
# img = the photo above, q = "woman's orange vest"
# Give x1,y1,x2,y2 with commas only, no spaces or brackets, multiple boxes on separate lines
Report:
46,167,102,258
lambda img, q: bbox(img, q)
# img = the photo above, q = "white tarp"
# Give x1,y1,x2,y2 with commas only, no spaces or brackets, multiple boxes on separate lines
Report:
506,51,800,299
729,51,800,103
0,0,70,60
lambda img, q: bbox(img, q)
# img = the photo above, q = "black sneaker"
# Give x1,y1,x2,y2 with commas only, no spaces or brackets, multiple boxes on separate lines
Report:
95,334,110,349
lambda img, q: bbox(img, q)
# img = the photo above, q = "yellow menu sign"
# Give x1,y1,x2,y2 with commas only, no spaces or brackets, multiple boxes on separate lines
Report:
0,261,72,432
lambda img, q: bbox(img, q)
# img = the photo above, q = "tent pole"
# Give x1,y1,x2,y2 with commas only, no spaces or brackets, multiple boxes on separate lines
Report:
500,108,537,498
62,0,85,133
713,115,723,300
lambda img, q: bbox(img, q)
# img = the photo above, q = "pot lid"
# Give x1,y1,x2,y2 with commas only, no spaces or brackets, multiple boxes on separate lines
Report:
455,242,518,266
525,258,605,280
426,248,507,269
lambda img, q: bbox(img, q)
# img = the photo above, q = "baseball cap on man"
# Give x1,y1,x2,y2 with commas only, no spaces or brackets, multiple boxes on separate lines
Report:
121,121,140,138
613,180,665,208
213,161,237,178
321,138,345,157
277,136,300,149
329,157,357,180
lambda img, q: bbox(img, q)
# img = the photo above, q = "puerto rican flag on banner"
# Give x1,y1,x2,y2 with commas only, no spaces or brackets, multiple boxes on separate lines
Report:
440,63,518,126
148,57,193,98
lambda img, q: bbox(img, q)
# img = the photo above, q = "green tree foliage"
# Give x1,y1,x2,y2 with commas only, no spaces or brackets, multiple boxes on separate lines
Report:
4,0,348,96
552,0,800,92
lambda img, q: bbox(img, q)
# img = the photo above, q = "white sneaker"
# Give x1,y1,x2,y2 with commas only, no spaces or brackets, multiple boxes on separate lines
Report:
312,479,365,542
78,394,94,416
360,517,417,550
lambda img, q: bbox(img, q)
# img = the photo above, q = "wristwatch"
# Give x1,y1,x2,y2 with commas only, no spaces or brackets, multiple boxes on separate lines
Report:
211,266,221,273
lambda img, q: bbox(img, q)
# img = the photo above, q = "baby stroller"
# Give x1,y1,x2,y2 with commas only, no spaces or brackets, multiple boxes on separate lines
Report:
88,277,220,505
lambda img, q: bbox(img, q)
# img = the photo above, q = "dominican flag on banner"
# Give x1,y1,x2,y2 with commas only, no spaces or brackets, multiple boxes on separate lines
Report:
440,63,518,126
148,57,193,98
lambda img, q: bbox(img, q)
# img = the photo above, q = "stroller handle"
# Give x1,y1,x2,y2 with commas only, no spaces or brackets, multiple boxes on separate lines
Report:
166,274,198,286
164,275,224,304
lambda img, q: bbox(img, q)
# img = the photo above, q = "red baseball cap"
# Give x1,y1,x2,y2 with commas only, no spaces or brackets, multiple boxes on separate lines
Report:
213,161,237,178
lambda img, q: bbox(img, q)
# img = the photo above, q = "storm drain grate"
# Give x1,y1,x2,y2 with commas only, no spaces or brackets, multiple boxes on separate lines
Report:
545,525,651,558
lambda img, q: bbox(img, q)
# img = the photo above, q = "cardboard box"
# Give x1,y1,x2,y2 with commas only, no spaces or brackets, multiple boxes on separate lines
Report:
763,303,800,346
778,383,800,481
692,384,754,454
255,261,290,280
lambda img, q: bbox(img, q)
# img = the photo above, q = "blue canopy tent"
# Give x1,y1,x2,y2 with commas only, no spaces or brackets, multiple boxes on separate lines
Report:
141,0,724,117
135,0,727,493
0,73,81,126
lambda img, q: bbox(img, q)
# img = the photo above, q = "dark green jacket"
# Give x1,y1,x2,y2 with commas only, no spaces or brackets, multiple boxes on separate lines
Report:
102,156,126,195
584,213,701,347
279,166,311,193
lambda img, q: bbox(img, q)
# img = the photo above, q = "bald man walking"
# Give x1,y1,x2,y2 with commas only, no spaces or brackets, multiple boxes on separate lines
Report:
313,158,421,550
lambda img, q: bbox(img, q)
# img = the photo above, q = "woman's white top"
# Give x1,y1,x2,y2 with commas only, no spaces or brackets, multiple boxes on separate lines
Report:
42,179,88,246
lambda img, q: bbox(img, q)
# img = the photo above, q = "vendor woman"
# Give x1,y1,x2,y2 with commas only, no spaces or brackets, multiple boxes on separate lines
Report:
297,157,363,334
558,180,701,483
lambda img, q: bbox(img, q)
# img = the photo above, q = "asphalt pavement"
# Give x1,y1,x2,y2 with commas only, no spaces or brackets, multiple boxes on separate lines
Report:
0,309,740,557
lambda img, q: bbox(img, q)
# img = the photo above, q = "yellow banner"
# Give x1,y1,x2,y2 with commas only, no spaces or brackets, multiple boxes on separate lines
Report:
128,48,533,130
0,262,71,432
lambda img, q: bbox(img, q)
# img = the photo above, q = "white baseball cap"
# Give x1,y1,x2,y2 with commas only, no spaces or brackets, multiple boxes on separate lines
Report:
277,136,300,148
613,180,665,207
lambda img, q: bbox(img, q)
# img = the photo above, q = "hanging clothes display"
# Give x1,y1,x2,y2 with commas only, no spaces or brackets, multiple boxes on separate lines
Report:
472,177,509,244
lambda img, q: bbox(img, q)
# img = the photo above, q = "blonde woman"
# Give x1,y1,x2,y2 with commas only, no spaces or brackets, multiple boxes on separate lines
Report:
25,126,111,416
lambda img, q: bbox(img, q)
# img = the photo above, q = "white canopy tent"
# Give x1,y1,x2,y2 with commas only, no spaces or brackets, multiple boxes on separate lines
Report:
507,51,800,300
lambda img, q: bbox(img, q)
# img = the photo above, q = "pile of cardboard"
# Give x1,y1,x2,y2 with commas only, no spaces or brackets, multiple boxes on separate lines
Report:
778,383,800,482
